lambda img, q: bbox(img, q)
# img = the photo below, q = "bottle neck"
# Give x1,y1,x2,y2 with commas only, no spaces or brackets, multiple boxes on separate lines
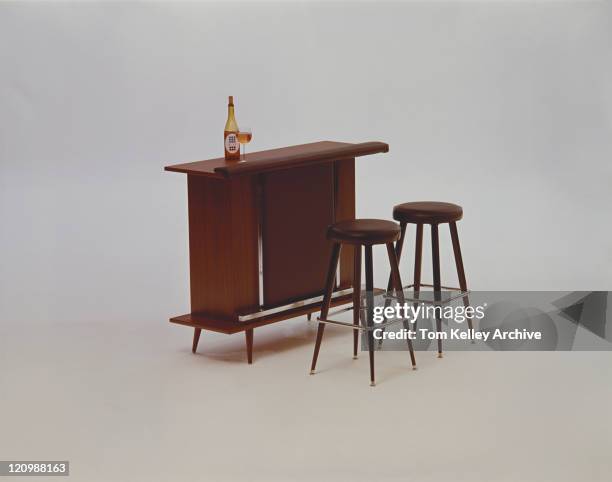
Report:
225,104,238,131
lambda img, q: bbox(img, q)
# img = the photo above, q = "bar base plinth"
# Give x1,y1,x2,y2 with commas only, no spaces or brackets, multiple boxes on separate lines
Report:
170,289,360,363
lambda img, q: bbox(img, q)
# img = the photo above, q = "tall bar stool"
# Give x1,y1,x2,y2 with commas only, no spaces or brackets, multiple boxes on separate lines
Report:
310,219,417,387
391,202,470,358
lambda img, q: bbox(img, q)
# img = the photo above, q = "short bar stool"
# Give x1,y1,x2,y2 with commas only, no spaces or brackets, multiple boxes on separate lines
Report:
391,202,471,358
310,219,417,386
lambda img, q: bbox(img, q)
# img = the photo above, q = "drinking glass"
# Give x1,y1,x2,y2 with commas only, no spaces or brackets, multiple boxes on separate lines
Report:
237,128,252,160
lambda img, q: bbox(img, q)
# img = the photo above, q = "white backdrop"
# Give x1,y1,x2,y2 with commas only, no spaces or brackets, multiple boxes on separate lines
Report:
1,1,611,324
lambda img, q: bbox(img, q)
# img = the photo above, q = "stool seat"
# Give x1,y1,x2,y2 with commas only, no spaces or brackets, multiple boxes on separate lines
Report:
393,201,463,225
327,219,400,245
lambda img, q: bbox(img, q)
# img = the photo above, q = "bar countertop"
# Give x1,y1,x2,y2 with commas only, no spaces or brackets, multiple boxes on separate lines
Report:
164,140,389,178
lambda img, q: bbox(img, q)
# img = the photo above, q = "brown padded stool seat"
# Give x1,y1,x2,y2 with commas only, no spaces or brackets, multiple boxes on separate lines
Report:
327,219,400,245
393,201,463,225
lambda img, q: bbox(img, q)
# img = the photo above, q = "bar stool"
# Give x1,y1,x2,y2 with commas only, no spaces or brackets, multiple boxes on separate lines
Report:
391,202,470,358
310,219,417,386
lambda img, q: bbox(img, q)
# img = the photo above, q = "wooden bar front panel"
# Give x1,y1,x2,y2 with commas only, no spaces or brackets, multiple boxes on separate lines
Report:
187,174,259,319
262,163,335,308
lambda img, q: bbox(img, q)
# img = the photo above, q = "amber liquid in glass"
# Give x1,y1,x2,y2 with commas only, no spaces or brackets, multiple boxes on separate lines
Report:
237,132,252,144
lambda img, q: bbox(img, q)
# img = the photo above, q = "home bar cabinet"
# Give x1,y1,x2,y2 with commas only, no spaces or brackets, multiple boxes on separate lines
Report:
165,141,389,363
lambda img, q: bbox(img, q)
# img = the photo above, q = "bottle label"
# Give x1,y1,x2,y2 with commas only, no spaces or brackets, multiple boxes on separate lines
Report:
225,132,239,155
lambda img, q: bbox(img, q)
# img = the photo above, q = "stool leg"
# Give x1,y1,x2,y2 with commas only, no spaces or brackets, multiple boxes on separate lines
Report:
379,223,407,346
414,223,423,291
310,243,341,375
412,223,423,330
431,224,443,358
386,243,417,370
449,221,473,332
385,222,407,293
365,244,376,386
192,328,201,354
352,246,362,359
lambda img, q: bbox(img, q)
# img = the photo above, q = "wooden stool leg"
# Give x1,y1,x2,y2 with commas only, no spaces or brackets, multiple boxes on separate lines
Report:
431,224,443,358
449,221,473,331
192,328,201,354
310,243,341,375
385,222,407,292
386,243,417,370
353,246,362,359
449,222,467,290
412,223,423,331
245,328,253,364
414,223,423,291
365,244,376,386
379,223,406,346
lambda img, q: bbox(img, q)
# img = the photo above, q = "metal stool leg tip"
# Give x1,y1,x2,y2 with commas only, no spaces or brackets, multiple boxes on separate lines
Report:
412,365,418,370
370,381,376,387
309,370,315,375
437,352,444,359
352,355,358,360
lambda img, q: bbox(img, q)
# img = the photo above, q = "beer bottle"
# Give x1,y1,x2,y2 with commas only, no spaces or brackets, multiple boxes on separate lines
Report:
224,96,240,160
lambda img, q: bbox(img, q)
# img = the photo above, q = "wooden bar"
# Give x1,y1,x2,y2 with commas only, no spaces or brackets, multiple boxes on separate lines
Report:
166,140,389,363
